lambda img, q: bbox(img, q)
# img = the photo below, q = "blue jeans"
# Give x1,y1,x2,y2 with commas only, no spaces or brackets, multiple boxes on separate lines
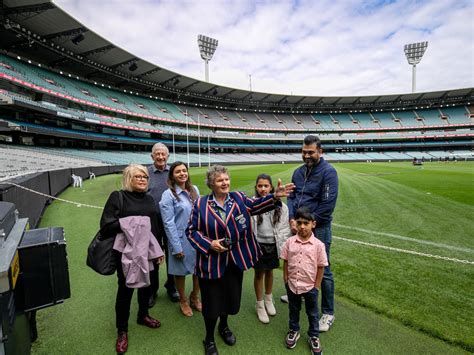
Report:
286,284,319,337
314,224,334,315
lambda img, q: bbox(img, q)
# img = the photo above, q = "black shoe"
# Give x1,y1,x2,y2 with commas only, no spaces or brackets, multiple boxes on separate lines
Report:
218,327,236,346
148,293,157,308
167,289,179,303
202,340,218,355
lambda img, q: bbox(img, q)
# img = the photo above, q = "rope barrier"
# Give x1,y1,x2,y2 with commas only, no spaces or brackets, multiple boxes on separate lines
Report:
0,181,103,209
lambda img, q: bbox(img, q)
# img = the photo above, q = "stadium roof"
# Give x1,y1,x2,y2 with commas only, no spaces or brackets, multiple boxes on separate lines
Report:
0,0,472,112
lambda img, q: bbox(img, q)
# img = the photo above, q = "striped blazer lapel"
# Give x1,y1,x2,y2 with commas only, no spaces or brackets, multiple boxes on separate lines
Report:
225,201,237,225
206,197,227,231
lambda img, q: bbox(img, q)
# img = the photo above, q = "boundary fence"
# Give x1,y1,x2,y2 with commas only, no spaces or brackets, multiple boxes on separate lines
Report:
0,165,126,228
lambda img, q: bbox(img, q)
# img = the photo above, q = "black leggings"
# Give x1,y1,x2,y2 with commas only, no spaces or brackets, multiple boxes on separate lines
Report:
115,254,150,332
204,315,228,342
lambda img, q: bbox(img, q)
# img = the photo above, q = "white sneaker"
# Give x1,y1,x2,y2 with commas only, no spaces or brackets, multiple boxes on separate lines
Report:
264,294,276,316
256,300,269,324
319,314,334,332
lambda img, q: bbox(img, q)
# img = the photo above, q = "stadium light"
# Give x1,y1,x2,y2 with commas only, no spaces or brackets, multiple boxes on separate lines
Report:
404,41,428,93
197,34,218,82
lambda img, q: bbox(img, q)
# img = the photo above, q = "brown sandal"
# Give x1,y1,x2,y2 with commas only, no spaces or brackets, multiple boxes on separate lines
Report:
189,292,202,312
180,299,193,317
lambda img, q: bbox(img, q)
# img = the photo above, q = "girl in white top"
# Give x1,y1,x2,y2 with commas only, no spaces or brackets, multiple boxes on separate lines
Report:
252,174,291,324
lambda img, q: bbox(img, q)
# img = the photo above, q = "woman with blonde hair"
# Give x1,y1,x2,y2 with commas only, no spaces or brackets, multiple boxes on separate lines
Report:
100,164,164,354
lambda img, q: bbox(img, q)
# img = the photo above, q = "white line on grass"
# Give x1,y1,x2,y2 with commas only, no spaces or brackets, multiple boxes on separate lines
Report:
333,223,473,253
333,235,474,265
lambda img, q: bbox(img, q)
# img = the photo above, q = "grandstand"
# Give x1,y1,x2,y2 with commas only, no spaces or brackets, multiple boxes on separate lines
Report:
0,53,471,161
0,144,107,177
0,0,472,176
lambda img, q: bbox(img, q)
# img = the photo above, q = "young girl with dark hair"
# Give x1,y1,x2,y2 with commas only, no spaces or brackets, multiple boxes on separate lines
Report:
252,174,291,324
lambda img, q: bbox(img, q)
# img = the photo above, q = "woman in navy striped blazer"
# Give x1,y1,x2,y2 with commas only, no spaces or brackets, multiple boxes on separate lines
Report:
187,165,294,355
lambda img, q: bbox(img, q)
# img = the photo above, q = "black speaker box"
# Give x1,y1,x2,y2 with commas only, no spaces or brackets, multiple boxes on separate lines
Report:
0,202,16,239
14,227,70,312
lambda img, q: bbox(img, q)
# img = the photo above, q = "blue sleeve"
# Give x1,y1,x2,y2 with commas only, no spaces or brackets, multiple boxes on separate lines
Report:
287,170,298,220
159,189,183,255
313,167,338,225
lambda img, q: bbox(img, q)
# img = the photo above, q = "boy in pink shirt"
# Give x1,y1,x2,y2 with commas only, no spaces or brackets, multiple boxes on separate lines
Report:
280,207,328,355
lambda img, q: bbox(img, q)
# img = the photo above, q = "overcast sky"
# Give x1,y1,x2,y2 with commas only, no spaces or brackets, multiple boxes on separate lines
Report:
55,0,473,97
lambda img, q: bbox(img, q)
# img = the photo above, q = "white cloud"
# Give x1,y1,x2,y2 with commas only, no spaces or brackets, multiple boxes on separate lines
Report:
55,0,473,96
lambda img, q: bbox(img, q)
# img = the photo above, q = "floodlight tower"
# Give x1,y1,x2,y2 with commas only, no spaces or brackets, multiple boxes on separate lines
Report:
404,41,428,93
197,34,218,82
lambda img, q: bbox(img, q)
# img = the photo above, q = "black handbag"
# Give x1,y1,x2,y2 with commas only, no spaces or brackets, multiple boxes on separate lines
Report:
86,191,123,275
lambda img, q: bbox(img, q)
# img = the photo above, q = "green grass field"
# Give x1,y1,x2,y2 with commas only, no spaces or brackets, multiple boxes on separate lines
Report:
32,161,474,354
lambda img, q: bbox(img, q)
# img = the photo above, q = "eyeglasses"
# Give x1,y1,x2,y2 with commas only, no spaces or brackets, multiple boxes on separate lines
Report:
133,175,149,181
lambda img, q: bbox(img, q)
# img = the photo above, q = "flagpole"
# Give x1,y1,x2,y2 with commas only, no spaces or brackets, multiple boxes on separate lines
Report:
186,110,190,167
198,114,201,167
208,134,211,167
172,129,176,162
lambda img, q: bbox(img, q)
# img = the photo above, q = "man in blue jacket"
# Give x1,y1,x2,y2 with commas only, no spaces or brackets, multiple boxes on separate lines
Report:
286,135,339,332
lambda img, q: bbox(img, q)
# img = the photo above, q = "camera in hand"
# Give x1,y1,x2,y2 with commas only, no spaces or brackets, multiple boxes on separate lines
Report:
221,236,232,248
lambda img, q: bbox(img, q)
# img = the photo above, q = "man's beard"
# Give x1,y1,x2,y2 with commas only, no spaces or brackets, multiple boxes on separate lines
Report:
304,157,319,167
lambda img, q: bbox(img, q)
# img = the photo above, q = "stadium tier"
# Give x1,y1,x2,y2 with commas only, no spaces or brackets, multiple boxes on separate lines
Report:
0,144,107,177
2,144,472,178
0,55,472,156
1,54,472,135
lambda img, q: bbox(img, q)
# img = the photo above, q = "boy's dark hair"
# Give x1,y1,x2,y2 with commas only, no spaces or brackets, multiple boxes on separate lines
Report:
303,135,322,148
295,206,315,221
